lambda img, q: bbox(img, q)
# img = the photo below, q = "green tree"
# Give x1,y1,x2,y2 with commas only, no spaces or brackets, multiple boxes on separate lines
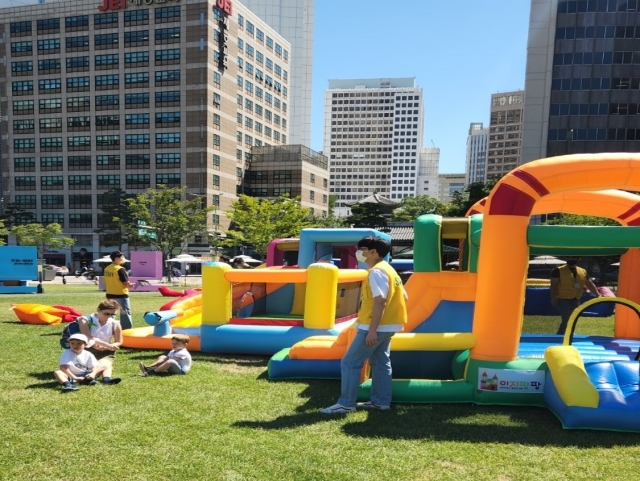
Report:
392,195,445,222
347,202,390,228
444,180,497,217
95,188,144,250
0,219,8,246
11,222,75,258
126,186,215,263
223,195,314,257
1,202,36,227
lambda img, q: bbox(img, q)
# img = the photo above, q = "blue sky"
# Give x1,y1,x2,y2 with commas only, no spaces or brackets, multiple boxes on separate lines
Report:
311,1,531,173
0,0,531,173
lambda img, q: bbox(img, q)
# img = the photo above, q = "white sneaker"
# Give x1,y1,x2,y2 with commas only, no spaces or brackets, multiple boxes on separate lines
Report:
319,403,356,414
356,401,390,411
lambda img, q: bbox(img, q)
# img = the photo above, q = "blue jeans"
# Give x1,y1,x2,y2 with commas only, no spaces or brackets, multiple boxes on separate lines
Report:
337,329,395,408
556,298,580,335
113,297,132,330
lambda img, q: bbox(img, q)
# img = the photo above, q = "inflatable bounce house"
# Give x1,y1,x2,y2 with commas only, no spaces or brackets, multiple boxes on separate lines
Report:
122,228,390,355
271,153,640,432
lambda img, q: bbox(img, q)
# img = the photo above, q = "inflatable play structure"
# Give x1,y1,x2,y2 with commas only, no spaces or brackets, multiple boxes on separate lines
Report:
270,153,640,433
11,303,82,324
121,228,390,355
0,246,39,294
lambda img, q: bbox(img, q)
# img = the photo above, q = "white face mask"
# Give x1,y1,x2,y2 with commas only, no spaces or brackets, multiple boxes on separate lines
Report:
355,249,367,262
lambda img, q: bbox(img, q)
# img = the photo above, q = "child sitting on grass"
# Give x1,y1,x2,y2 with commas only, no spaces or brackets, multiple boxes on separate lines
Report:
139,334,192,376
54,333,105,392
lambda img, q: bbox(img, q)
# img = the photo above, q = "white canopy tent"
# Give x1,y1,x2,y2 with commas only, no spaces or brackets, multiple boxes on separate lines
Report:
166,254,206,264
93,255,129,264
528,256,565,265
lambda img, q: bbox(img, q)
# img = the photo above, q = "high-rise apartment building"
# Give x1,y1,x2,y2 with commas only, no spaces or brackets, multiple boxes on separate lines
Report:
522,0,640,163
465,122,488,184
416,147,439,198
0,0,290,259
240,0,313,147
324,78,425,217
487,91,525,180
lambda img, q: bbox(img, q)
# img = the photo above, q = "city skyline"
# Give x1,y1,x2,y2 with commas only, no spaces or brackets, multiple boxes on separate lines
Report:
0,0,531,174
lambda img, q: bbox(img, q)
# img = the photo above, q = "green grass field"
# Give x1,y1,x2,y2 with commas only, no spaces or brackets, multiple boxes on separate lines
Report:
2,285,639,481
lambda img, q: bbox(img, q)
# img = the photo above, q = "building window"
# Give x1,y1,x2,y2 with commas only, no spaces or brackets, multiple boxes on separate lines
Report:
14,157,36,171
41,175,64,190
126,134,150,147
125,72,149,87
69,175,92,190
126,174,150,189
68,156,91,170
274,187,291,197
156,133,180,146
42,195,64,209
41,156,63,171
95,33,119,48
213,175,220,187
125,51,149,66
68,195,92,209
97,155,120,170
124,9,149,26
125,114,149,128
156,153,181,166
156,173,181,187
66,76,90,92
250,188,268,197
249,171,268,182
213,134,221,147
69,214,92,228
40,137,63,152
95,74,119,89
14,195,36,209
65,36,89,52
94,12,118,28
155,91,180,106
155,112,180,126
97,175,120,188
13,80,34,95
155,5,180,22
126,155,150,168
38,59,61,74
95,95,119,110
95,115,120,128
14,119,34,133
155,49,180,65
42,213,64,226
37,38,60,54
37,18,60,33
124,30,150,46
95,54,119,69
96,135,120,149
67,136,92,151
155,27,180,43
10,21,32,36
11,41,33,55
125,93,149,108
66,56,90,71
213,155,220,167
11,61,33,76
273,170,292,181
16,176,37,190
156,69,180,86
65,15,89,31
14,139,35,153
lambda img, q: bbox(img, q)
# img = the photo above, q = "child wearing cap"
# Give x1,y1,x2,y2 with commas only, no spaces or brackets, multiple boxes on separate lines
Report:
53,333,105,392
139,334,192,376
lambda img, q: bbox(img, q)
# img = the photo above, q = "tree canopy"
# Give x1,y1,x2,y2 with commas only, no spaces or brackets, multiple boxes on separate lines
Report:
444,180,497,217
11,222,75,258
126,186,214,261
0,219,7,246
1,202,36,227
223,195,315,257
392,195,445,221
96,188,145,250
347,202,391,228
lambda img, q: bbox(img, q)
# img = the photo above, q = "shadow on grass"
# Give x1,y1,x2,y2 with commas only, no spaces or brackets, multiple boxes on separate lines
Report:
25,371,59,389
233,384,640,447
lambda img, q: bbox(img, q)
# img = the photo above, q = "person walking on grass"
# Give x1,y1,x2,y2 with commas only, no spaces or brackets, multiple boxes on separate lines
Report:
320,236,407,414
139,334,192,376
77,299,122,385
104,250,134,330
54,334,105,392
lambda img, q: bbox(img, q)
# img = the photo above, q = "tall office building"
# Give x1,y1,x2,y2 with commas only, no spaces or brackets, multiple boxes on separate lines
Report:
437,173,466,204
324,77,425,217
240,0,313,147
416,146,439,198
487,91,525,180
0,0,290,261
522,0,640,163
465,122,488,184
